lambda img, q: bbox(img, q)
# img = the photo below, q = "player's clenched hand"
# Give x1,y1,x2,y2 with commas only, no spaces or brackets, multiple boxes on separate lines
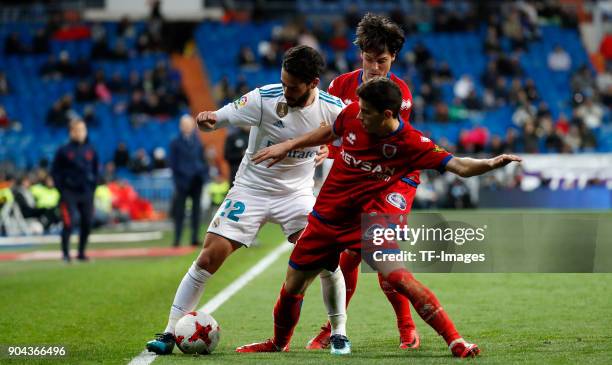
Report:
196,111,217,131
252,140,293,167
315,145,329,167
488,154,522,169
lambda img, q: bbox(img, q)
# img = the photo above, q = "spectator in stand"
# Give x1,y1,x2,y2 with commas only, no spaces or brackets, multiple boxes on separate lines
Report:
508,78,524,105
596,64,612,106
169,114,208,247
55,51,77,78
94,75,112,103
30,174,61,212
464,90,483,111
563,125,582,152
4,33,28,55
483,26,502,54
541,117,563,152
570,64,595,97
46,95,77,128
329,19,350,52
555,112,570,135
75,80,96,102
152,147,168,170
547,45,571,72
0,72,9,95
128,148,151,174
0,105,10,129
113,142,130,169
454,74,474,100
12,174,59,232
512,95,536,127
83,105,99,127
481,61,499,90
497,54,524,77
238,46,258,69
523,78,540,102
503,10,527,51
413,42,433,70
489,135,506,155
578,120,597,151
576,97,604,129
108,72,128,93
435,62,454,83
522,120,539,153
224,125,250,187
505,128,519,152
32,28,50,53
213,76,235,105
434,101,450,122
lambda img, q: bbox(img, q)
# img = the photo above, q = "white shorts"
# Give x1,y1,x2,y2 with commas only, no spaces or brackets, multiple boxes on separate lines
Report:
207,186,315,247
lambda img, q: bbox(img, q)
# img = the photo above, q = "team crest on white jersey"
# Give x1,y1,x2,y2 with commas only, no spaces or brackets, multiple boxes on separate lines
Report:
276,102,288,118
382,144,397,158
386,192,407,210
347,132,356,144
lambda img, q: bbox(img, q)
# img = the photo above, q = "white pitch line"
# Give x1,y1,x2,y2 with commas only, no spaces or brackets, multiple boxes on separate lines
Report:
127,241,292,365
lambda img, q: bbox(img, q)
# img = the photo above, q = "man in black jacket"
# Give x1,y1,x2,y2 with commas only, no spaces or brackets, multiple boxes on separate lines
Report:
224,125,250,186
169,114,208,247
51,119,99,262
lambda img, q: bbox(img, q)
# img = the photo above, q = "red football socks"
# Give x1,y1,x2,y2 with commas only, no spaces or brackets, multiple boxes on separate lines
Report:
386,269,460,345
273,284,304,348
339,250,361,306
377,272,416,331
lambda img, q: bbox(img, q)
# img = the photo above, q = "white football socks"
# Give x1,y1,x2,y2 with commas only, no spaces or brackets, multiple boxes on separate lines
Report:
319,267,347,336
164,261,212,334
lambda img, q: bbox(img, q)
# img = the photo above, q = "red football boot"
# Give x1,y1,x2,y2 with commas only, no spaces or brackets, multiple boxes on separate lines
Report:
305,324,331,350
236,339,289,353
399,327,420,349
449,338,480,358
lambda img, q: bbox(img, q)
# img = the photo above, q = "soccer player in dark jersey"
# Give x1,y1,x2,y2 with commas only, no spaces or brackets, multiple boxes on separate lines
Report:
237,78,520,357
312,13,421,350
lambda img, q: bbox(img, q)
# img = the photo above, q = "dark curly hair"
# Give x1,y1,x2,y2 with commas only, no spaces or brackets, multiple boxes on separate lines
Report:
356,77,402,118
354,13,405,56
281,45,325,84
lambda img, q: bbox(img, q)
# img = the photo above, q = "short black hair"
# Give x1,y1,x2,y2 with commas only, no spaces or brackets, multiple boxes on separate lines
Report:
356,77,402,118
281,45,325,84
354,13,405,56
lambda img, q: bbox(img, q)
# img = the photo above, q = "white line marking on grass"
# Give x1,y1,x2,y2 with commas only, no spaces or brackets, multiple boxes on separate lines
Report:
127,241,292,365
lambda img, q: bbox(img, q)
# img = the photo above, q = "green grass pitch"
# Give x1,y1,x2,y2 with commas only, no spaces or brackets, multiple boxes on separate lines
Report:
1,222,611,364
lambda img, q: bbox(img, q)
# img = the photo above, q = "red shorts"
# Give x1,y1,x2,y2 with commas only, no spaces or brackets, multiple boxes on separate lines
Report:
289,182,417,272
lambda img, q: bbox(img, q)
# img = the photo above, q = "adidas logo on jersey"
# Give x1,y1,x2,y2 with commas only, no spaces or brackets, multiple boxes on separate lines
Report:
273,120,285,128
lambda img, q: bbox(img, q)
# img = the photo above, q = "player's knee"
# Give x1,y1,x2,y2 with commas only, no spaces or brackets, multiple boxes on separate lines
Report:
284,267,318,295
196,235,236,272
385,268,415,291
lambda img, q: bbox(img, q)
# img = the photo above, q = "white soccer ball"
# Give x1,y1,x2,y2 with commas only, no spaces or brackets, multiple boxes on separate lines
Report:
175,311,221,354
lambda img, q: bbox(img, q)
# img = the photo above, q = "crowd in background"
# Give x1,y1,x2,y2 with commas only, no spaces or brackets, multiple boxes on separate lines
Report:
215,1,609,158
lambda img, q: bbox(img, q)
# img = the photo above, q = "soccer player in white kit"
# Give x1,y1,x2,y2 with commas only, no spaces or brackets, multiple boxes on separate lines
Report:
146,45,351,355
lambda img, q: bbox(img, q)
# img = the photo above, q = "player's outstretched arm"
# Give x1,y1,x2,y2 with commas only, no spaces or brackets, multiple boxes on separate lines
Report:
195,111,217,132
445,154,522,178
252,125,335,167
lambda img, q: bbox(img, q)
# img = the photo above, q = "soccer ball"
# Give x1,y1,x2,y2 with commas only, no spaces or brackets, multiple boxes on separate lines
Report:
174,311,221,354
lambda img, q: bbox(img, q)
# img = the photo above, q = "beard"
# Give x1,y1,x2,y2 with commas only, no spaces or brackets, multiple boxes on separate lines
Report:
286,89,311,107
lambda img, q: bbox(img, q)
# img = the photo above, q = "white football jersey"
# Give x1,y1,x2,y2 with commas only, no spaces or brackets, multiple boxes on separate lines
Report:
215,84,344,193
